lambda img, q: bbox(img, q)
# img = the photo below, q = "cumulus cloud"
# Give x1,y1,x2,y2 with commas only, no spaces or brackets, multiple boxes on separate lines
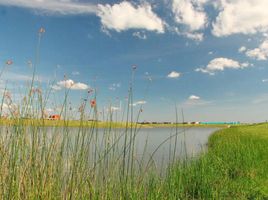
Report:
212,0,268,36
56,79,89,90
167,71,181,78
189,95,200,100
245,40,268,60
0,1,164,34
172,0,207,31
0,0,97,15
196,57,250,75
97,2,165,33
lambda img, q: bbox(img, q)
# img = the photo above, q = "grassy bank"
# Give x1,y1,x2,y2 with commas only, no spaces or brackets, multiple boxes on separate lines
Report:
157,123,268,199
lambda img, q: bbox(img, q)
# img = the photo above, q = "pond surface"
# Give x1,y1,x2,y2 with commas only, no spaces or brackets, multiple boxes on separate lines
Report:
45,126,219,168
1,126,219,169
134,127,219,167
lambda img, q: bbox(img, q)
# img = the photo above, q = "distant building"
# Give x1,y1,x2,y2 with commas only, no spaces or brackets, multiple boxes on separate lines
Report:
49,115,61,120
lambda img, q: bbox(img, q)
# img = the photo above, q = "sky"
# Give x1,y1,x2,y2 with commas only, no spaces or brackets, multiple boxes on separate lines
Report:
1,0,268,123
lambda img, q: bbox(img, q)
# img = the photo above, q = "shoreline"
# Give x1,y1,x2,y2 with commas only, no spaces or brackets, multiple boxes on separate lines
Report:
0,118,235,128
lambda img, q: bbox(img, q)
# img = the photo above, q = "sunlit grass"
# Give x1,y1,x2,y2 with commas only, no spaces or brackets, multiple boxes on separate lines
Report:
156,124,268,199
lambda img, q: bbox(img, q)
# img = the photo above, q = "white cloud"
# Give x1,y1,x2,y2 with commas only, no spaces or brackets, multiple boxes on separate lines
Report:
51,85,61,91
245,40,268,60
262,79,268,82
133,31,147,40
208,51,213,55
184,32,204,41
238,46,247,53
0,1,165,34
57,79,89,90
167,71,181,78
172,0,207,31
132,100,147,107
189,95,200,100
212,0,268,36
172,27,204,41
182,95,211,109
97,2,165,33
196,57,250,75
0,0,97,15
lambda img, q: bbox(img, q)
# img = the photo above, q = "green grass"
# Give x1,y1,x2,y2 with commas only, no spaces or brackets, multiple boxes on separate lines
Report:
155,124,268,199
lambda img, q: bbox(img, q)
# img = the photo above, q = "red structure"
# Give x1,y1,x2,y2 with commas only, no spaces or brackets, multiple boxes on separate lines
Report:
49,115,61,120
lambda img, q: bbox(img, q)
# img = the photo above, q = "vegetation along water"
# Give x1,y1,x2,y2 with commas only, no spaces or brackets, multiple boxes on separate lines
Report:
0,120,267,199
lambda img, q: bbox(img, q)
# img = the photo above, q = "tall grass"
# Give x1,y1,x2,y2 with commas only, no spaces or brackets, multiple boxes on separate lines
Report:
1,86,267,199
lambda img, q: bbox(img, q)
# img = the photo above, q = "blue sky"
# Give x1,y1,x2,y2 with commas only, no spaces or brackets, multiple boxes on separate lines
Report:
1,0,268,122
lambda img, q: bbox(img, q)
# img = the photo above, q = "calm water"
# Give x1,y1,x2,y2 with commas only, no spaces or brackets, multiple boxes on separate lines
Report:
46,126,219,167
1,126,219,168
134,127,219,167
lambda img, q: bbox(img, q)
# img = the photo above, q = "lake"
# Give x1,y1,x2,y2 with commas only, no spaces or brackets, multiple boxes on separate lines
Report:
0,126,219,170
43,126,219,168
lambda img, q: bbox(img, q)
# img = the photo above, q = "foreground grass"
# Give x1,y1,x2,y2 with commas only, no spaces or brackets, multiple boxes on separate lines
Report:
0,122,267,199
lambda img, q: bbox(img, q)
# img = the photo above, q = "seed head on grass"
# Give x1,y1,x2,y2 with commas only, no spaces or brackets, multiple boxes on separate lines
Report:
4,91,11,100
39,27,45,34
5,60,13,65
132,65,137,71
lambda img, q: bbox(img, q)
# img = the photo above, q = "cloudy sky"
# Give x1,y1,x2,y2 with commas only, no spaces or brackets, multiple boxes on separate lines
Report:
1,0,268,122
